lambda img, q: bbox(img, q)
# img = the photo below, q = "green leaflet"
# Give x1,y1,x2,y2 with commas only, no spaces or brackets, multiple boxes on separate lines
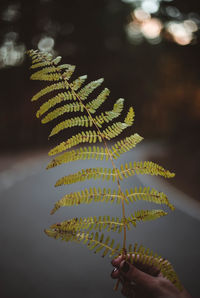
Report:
71,75,87,91
32,82,68,102
36,91,76,118
48,98,124,137
125,186,175,210
54,161,174,186
50,187,123,214
77,78,104,100
127,209,168,227
50,215,124,233
46,134,143,169
41,102,85,123
48,130,103,156
48,118,132,156
45,229,120,258
86,88,110,113
50,186,173,214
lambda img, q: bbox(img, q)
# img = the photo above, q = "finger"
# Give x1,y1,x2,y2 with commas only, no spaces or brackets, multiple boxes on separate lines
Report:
111,255,125,267
119,260,157,290
111,267,120,279
121,281,136,298
120,254,161,277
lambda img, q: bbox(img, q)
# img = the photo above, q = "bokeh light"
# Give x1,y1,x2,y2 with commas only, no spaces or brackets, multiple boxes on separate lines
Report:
141,18,163,39
1,3,20,22
141,0,160,14
38,36,55,52
123,0,200,46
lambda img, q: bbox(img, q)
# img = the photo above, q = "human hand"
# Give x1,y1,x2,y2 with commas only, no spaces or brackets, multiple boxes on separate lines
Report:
111,255,192,298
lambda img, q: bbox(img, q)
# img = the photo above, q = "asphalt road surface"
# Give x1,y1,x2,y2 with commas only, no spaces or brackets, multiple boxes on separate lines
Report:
1,146,200,298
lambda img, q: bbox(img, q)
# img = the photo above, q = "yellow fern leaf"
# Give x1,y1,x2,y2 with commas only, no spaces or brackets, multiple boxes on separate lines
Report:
127,209,167,227
50,216,124,234
27,49,53,65
77,78,104,100
60,64,76,80
30,66,61,81
46,134,143,169
93,98,124,127
86,88,110,113
54,161,174,186
124,107,135,125
49,115,93,137
31,81,68,102
50,187,123,214
71,75,87,91
119,161,175,179
111,134,143,159
41,102,85,123
125,186,175,210
36,91,77,118
40,89,111,124
45,228,121,257
54,167,115,186
46,146,109,169
48,130,103,156
48,98,124,137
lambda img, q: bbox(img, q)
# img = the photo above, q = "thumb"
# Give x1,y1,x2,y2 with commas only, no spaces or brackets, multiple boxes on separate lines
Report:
119,260,157,290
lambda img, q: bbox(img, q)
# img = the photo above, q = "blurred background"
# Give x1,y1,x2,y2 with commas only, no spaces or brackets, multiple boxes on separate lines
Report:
0,0,200,297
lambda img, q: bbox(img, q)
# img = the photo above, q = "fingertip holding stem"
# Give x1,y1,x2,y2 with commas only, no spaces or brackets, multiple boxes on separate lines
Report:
121,261,130,273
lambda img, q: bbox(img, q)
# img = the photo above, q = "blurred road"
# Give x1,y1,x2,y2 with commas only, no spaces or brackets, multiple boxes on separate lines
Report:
0,144,200,298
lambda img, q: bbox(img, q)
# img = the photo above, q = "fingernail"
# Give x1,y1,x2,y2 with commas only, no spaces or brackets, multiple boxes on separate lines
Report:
112,267,118,274
121,261,130,273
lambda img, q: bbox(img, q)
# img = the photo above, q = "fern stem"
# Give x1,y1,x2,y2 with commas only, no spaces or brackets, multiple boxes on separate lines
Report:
62,79,127,253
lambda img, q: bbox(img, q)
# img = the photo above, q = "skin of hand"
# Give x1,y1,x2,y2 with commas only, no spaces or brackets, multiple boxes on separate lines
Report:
111,255,192,298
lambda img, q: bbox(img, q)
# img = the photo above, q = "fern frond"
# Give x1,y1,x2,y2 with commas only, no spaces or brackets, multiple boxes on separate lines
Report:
70,75,87,91
49,115,93,137
27,49,53,65
48,119,133,155
30,55,62,69
50,216,124,234
48,130,103,156
54,162,174,186
46,134,143,169
46,146,109,169
86,88,110,114
48,98,124,137
111,133,143,159
41,102,85,123
27,50,179,292
60,64,76,80
36,91,77,118
50,187,123,214
30,66,61,81
45,229,121,257
124,107,135,126
127,244,182,290
54,167,116,186
126,209,167,228
40,87,111,123
125,186,175,210
32,64,75,81
31,82,68,102
93,98,124,127
77,78,104,100
119,161,175,179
